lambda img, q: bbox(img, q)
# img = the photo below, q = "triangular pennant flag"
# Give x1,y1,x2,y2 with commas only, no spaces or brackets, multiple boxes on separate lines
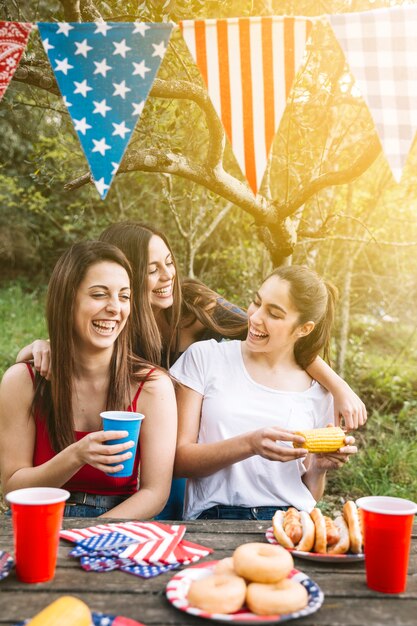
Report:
0,22,33,101
37,21,173,199
180,16,312,194
329,6,417,182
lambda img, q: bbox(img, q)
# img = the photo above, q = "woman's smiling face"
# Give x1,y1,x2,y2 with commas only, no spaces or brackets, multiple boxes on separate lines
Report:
245,275,308,354
73,260,131,351
147,235,176,310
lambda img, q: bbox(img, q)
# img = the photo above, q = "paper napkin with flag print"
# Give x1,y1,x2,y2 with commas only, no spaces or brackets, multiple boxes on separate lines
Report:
329,5,417,182
61,521,213,577
0,22,33,101
0,551,14,581
180,16,312,195
37,21,173,199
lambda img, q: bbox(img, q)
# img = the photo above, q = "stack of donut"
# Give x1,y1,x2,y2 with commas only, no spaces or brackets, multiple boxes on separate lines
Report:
272,501,363,555
187,542,309,616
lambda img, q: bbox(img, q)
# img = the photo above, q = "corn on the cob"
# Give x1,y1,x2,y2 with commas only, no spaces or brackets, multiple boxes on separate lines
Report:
293,426,345,453
26,596,91,626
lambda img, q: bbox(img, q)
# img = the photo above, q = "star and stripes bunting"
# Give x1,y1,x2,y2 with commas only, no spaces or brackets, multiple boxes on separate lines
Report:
0,22,33,101
180,16,312,194
37,21,173,199
329,6,417,182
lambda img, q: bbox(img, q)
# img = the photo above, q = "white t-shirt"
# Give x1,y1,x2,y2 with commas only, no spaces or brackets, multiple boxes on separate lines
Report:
170,340,334,520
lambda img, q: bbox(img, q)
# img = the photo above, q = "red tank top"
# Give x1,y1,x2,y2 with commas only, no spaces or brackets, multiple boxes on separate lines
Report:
27,364,154,496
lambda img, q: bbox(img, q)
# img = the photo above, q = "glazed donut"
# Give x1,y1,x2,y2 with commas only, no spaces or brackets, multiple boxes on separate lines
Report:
187,573,246,614
213,557,235,576
233,543,293,584
246,579,309,616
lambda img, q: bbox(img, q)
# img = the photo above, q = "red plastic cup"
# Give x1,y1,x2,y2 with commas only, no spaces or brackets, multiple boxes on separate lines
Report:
356,496,417,594
6,487,70,583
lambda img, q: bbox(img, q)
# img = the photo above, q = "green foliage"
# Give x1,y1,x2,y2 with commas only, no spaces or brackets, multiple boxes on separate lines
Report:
326,406,417,503
0,281,47,377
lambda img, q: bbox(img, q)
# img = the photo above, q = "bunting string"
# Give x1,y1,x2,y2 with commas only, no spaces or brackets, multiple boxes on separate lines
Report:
1,9,417,197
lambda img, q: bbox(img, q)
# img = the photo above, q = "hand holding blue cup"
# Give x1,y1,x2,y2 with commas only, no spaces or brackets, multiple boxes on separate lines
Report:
100,411,144,477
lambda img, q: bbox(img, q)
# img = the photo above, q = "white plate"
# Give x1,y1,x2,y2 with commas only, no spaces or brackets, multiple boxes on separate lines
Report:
265,527,365,563
166,560,323,624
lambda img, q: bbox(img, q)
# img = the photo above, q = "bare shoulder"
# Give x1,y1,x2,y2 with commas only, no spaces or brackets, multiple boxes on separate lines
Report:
143,368,174,393
0,363,34,414
1,362,33,390
132,367,174,397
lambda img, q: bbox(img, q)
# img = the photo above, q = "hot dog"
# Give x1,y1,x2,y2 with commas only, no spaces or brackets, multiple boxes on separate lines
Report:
272,507,315,552
310,508,350,554
342,501,363,553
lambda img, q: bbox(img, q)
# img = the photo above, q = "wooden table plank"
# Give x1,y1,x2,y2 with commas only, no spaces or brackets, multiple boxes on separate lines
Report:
0,517,415,626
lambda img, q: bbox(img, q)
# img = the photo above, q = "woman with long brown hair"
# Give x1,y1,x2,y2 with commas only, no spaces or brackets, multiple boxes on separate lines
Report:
172,265,358,520
1,241,177,518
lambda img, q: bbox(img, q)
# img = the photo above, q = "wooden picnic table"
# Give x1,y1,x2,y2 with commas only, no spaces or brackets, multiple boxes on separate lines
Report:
0,516,416,625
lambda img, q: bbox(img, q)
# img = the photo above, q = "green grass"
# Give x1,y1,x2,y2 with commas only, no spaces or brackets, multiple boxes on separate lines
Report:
0,281,47,378
326,405,417,504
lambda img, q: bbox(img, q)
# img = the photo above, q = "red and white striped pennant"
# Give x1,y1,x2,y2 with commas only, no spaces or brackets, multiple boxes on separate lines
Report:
180,16,312,194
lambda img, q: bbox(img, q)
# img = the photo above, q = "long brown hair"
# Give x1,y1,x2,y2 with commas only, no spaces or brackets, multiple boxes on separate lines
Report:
181,277,247,339
33,241,148,452
265,265,338,369
100,222,182,367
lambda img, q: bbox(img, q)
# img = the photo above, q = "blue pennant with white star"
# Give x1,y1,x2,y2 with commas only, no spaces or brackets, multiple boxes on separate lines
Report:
37,21,174,199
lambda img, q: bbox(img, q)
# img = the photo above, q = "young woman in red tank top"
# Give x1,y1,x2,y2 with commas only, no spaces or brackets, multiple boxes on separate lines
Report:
0,241,177,518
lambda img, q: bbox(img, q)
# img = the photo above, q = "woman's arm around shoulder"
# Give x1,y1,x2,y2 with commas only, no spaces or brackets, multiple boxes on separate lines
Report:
100,369,178,519
16,339,51,379
307,356,367,430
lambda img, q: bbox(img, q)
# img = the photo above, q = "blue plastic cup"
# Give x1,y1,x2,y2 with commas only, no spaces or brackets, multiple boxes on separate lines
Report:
100,411,144,477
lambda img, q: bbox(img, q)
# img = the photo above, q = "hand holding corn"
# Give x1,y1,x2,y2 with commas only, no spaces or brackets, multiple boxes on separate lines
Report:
293,426,346,453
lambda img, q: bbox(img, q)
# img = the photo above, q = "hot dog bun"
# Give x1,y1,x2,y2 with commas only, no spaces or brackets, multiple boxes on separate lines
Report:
342,501,363,553
310,508,327,553
272,508,315,552
309,508,349,554
327,515,350,554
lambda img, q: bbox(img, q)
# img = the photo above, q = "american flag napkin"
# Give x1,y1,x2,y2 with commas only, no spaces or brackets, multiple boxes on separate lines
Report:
61,521,213,577
0,550,14,581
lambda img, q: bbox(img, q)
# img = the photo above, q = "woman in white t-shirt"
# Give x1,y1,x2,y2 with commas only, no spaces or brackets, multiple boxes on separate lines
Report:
170,265,358,520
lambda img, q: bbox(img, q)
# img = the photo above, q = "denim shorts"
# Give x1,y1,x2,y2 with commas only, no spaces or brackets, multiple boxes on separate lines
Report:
64,504,109,517
7,504,109,518
155,478,186,521
196,505,289,520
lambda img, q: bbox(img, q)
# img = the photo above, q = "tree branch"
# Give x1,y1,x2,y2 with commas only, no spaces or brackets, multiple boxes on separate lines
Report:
299,236,417,247
194,203,233,250
80,0,103,21
59,0,82,21
64,145,270,222
13,63,60,96
151,78,225,169
273,134,382,221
